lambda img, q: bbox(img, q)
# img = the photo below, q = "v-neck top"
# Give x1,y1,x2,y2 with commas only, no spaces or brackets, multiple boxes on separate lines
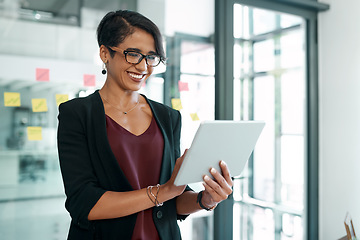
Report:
105,115,164,240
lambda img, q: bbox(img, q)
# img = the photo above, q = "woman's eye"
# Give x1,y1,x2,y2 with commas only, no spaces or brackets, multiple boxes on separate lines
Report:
127,52,140,57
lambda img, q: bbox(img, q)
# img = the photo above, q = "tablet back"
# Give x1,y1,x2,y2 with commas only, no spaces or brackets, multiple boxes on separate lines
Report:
174,121,265,186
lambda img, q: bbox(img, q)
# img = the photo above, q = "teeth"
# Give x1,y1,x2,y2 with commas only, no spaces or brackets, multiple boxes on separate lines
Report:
129,72,143,79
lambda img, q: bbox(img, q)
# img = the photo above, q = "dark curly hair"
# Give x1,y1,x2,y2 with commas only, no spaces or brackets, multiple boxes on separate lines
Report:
97,10,165,62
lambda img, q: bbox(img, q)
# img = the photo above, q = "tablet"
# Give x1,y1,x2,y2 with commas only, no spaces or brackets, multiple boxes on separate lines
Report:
174,120,265,186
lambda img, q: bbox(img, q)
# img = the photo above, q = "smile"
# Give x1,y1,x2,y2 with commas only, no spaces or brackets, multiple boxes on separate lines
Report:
128,72,145,80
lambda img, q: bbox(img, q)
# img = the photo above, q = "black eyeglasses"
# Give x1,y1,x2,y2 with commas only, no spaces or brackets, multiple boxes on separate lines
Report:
108,46,162,67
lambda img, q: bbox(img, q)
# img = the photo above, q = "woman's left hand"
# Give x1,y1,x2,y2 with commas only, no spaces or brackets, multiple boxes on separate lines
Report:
201,160,233,209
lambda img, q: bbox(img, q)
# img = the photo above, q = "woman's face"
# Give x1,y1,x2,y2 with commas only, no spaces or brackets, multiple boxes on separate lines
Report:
105,28,156,92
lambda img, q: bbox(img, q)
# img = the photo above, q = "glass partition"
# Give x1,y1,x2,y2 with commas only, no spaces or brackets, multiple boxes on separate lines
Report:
0,0,215,239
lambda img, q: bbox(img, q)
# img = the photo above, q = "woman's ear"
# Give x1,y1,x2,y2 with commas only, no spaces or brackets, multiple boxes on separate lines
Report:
99,45,109,63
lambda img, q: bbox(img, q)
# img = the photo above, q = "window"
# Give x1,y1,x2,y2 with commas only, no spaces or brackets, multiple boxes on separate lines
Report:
232,4,305,240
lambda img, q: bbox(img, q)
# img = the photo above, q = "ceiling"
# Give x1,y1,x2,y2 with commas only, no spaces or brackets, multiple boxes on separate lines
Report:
17,0,133,26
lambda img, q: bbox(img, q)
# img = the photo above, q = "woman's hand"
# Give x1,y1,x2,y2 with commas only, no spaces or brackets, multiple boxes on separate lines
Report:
200,160,233,209
160,150,188,200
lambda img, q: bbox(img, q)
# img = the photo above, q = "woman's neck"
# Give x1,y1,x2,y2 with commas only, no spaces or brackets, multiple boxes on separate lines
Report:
99,83,139,109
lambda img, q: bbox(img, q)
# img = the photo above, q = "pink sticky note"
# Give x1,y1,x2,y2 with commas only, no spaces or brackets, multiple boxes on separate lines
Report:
178,81,189,92
83,74,96,87
36,68,50,82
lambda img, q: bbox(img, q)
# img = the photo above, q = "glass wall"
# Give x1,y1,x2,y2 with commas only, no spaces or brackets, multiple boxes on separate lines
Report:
232,4,305,240
160,1,216,239
0,0,215,239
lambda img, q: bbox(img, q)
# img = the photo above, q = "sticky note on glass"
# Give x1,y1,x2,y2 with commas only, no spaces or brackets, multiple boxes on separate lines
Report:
32,98,48,112
171,98,183,110
36,68,50,82
4,92,21,107
27,127,42,141
83,74,96,87
55,94,69,106
178,81,189,92
190,113,200,121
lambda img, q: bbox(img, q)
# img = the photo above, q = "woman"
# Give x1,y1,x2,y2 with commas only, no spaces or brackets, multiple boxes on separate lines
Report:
57,10,233,239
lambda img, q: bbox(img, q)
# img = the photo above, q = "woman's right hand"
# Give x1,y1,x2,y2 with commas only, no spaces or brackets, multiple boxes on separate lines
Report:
161,149,188,199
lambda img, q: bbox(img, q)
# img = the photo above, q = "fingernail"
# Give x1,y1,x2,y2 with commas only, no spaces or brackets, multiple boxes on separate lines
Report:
211,168,216,174
221,160,226,166
204,175,210,181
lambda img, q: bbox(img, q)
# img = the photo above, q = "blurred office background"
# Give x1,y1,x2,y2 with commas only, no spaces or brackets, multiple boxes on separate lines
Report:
0,0,358,239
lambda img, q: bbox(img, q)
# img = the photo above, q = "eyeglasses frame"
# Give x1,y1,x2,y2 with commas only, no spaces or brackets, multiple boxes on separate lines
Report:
108,46,162,67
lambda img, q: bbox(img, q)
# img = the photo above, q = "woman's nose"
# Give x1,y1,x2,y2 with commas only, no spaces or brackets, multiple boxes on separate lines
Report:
135,57,148,71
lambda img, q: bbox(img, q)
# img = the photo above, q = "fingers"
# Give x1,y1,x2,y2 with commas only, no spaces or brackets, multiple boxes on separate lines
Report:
172,149,188,175
205,168,232,195
169,149,188,189
202,162,233,204
219,161,233,187
163,150,188,199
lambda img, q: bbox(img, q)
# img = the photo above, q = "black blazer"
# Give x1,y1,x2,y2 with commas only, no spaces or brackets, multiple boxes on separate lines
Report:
57,90,187,240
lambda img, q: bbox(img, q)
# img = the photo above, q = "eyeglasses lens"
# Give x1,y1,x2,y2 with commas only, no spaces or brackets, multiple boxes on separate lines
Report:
125,52,160,67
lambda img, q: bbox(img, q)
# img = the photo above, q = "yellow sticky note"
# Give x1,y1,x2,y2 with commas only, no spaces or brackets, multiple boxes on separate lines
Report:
27,127,42,141
171,98,183,110
55,94,69,106
190,113,200,121
32,98,48,112
4,92,21,107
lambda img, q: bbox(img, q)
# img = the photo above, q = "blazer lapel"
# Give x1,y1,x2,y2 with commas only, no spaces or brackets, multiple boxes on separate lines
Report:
91,91,133,190
144,96,174,185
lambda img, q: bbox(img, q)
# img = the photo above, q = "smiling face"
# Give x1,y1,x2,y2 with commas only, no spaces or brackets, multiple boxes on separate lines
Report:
102,28,156,92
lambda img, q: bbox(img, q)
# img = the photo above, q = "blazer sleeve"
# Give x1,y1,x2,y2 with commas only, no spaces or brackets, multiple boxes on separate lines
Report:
57,102,106,230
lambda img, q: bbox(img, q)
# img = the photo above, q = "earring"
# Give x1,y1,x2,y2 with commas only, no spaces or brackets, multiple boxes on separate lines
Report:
102,62,107,75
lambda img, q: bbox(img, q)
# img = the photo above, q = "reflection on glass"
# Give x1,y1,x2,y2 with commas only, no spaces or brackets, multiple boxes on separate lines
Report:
178,40,215,151
0,83,72,239
181,41,214,76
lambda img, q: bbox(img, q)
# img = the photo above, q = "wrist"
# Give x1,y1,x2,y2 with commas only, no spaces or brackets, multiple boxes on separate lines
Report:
197,191,216,211
146,184,163,207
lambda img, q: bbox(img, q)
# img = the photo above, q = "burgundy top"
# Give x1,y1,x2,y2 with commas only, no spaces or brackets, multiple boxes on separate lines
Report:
105,115,164,240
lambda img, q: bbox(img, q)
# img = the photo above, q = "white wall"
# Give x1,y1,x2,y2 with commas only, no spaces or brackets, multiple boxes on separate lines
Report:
138,0,214,37
164,0,214,37
318,0,360,239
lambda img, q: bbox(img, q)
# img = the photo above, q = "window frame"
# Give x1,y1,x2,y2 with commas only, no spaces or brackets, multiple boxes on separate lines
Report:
214,0,329,239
